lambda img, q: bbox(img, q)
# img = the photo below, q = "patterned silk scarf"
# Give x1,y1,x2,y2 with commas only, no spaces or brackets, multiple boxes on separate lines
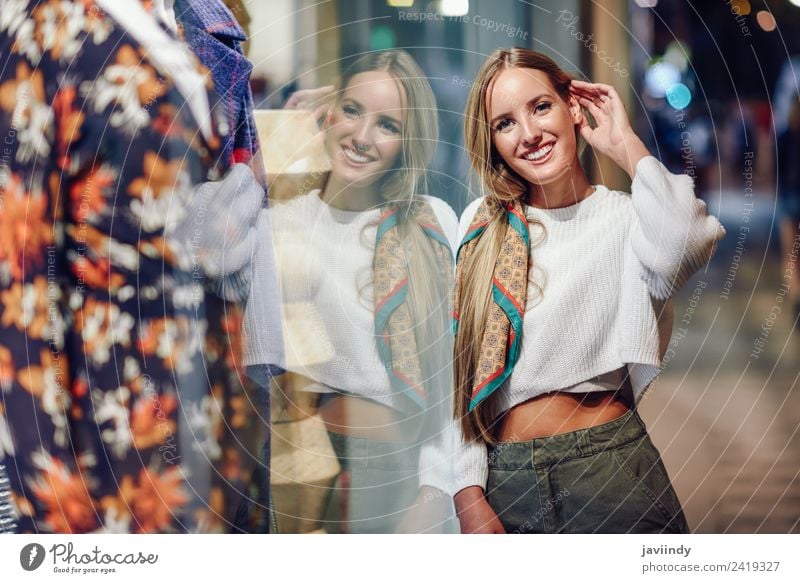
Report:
454,198,531,411
373,201,454,409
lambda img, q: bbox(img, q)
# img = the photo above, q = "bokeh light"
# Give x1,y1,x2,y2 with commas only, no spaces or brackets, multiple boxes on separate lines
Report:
756,11,777,32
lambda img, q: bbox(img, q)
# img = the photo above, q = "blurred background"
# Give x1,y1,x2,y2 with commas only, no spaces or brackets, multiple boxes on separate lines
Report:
231,0,800,533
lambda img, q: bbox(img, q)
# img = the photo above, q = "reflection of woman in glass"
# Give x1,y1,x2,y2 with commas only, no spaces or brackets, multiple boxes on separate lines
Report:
451,48,725,533
245,50,458,533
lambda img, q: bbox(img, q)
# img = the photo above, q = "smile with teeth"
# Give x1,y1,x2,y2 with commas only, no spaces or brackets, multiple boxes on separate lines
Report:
342,145,373,164
523,143,553,161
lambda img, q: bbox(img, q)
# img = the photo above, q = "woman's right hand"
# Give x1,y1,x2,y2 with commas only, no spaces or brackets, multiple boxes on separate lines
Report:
454,486,505,534
283,85,335,125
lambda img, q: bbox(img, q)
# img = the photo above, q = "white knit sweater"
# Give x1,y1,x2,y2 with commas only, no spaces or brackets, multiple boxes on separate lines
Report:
446,156,726,495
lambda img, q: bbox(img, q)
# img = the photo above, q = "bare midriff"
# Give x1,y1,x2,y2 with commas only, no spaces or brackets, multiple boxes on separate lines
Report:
493,389,631,442
319,394,420,443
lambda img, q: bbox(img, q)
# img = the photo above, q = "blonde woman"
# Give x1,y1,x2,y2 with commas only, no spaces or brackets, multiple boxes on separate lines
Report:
245,50,458,533
451,48,725,533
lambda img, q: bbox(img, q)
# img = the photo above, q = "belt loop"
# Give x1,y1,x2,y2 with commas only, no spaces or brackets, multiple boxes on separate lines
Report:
575,429,592,457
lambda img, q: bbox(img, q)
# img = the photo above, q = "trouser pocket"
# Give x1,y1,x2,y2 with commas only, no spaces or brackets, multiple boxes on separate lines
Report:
609,437,690,533
551,437,689,533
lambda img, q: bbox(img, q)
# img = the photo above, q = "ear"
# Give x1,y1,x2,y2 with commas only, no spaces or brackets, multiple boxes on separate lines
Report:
320,108,333,130
567,92,582,124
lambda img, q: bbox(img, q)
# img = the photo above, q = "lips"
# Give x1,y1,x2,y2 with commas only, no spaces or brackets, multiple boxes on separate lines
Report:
520,142,554,164
341,144,375,166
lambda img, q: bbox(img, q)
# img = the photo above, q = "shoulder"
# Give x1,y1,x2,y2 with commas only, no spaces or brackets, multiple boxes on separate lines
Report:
421,195,459,250
595,184,634,210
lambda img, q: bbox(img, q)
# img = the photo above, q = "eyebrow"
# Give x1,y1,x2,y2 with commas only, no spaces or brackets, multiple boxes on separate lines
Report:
490,93,552,126
342,97,402,127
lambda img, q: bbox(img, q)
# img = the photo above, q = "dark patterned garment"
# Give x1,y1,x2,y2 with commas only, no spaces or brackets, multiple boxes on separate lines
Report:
0,0,269,533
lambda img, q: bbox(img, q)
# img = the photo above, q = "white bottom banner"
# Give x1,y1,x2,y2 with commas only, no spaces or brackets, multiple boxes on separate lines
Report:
1,534,797,581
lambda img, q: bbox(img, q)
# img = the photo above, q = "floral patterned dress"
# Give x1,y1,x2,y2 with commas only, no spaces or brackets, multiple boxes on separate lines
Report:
0,0,269,533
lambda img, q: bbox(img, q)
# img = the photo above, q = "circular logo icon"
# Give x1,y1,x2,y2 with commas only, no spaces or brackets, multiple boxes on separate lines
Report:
19,543,46,571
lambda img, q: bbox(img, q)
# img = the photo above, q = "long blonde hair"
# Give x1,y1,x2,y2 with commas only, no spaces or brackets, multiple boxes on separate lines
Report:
336,51,453,436
455,48,576,442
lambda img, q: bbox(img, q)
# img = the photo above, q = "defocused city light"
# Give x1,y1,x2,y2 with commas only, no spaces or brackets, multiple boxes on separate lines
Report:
664,40,690,72
730,0,751,15
756,10,777,31
387,0,414,7
789,0,800,8
370,25,396,50
645,61,681,98
666,83,692,109
440,0,469,17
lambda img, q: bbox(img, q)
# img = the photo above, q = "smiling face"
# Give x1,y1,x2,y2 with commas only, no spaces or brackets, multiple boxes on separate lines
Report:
488,67,582,189
324,70,405,190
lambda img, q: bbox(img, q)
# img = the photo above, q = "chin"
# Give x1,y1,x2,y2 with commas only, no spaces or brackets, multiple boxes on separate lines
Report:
333,162,379,188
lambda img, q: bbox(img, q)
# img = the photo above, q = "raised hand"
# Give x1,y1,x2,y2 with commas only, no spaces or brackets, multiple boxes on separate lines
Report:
570,79,650,178
284,85,335,126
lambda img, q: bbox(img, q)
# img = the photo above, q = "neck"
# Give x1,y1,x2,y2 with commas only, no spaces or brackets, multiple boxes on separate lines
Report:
321,175,382,212
526,158,593,209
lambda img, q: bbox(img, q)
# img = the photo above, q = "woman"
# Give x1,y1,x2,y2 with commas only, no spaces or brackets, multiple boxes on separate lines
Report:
244,50,458,533
451,48,725,534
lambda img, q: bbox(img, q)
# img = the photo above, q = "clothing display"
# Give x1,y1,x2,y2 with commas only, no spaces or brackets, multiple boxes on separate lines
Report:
449,156,726,494
0,0,267,533
175,0,263,174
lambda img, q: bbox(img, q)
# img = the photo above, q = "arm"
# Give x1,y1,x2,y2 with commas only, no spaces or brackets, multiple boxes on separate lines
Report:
628,157,725,300
452,435,504,534
571,80,725,300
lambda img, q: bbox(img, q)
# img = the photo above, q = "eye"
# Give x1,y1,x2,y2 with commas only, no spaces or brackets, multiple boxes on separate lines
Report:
378,119,401,134
533,102,552,114
342,104,359,118
495,118,514,133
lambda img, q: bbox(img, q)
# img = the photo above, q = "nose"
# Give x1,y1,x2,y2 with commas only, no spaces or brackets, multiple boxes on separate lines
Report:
351,118,372,150
518,115,542,146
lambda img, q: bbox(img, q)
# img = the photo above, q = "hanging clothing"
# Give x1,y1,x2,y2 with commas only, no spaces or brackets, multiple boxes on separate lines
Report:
0,0,268,533
175,0,263,177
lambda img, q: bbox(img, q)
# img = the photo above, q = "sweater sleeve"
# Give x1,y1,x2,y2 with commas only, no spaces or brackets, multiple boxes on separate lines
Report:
242,206,286,383
417,419,489,494
629,156,726,301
